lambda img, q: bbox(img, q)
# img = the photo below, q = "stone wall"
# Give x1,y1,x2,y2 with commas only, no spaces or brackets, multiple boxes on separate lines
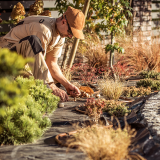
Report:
133,0,152,45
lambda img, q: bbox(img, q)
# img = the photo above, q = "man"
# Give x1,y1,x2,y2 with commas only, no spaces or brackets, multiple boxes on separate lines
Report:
0,6,85,101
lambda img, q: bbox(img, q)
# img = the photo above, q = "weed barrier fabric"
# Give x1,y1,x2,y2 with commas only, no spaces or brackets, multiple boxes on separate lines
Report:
116,100,160,160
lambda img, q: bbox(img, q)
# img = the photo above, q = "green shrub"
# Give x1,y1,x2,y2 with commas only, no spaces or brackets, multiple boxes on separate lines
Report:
0,77,60,145
16,76,60,114
122,86,151,97
0,48,32,77
137,79,160,91
0,48,60,145
140,70,160,80
0,95,51,145
103,100,129,117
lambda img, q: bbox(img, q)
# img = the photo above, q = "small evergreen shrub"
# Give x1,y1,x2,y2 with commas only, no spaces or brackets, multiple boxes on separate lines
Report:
16,76,60,114
0,48,32,77
140,70,160,80
0,95,51,145
0,48,60,145
122,86,151,97
0,77,60,145
137,79,160,91
103,100,129,117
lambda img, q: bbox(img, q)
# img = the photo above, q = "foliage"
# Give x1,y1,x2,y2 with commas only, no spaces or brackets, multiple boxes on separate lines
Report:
77,33,108,68
103,100,129,117
137,79,160,91
71,63,98,84
0,48,32,113
68,125,134,160
84,98,105,121
11,2,25,23
0,95,51,145
16,76,60,114
122,86,151,97
0,48,32,78
105,43,124,54
98,79,124,100
55,0,132,56
0,76,60,145
140,70,160,80
116,35,160,72
61,67,72,81
0,48,60,145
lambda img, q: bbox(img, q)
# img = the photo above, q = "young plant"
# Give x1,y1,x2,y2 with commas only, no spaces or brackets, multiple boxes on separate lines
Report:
68,125,135,160
103,100,129,117
98,79,124,100
140,70,160,80
137,79,160,91
122,86,151,97
85,98,105,122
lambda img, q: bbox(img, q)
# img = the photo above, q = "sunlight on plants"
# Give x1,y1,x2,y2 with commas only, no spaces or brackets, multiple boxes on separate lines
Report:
67,125,135,160
98,79,124,100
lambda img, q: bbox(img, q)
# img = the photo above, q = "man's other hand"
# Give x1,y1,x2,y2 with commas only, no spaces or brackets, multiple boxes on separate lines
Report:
49,83,68,102
66,83,81,97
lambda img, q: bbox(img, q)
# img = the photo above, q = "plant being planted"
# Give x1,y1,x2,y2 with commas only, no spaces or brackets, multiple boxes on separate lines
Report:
84,98,105,122
98,79,124,100
137,79,160,91
140,70,160,80
103,100,129,117
67,125,135,160
122,86,151,97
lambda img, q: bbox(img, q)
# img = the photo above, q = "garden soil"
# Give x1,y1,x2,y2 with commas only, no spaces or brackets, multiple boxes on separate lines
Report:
0,81,160,160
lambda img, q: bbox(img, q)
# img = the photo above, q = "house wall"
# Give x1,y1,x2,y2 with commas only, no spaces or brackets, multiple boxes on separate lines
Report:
132,0,152,44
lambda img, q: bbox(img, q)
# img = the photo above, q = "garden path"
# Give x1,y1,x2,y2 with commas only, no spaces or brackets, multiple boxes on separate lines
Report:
0,100,88,160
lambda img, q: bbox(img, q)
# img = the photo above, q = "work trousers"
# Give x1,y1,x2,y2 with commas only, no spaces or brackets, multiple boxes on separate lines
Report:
0,35,54,84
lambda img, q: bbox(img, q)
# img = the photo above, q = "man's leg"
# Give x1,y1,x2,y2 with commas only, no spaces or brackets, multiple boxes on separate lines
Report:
12,35,54,84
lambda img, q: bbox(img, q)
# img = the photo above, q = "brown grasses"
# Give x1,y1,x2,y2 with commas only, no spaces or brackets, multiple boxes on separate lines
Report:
78,33,109,68
61,67,72,81
68,124,135,160
98,79,124,100
116,34,160,72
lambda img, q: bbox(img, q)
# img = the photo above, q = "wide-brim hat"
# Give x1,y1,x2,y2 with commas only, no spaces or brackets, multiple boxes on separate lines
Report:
65,6,85,39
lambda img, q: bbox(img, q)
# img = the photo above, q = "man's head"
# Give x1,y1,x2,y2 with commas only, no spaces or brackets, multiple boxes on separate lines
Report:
56,6,85,39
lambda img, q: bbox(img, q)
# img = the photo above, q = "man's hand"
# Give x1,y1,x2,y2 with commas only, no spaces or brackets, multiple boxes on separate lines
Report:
49,83,68,102
66,83,81,97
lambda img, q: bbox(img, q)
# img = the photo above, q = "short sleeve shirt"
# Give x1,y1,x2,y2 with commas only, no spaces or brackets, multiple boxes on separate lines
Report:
3,16,65,58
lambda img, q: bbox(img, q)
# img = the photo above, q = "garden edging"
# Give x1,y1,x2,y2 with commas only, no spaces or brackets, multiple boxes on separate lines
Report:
141,91,160,142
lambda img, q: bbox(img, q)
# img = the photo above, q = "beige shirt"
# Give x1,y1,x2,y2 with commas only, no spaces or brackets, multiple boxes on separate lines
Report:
3,16,65,58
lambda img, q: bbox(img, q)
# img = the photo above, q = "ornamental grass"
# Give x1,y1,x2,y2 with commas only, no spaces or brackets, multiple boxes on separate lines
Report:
116,34,160,72
67,125,135,160
98,79,124,100
78,33,109,68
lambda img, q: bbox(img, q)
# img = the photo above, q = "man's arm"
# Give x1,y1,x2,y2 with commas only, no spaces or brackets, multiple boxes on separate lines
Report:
45,53,80,100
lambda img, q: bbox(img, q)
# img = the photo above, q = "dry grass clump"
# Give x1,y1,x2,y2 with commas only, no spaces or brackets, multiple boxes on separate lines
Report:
78,33,109,68
68,125,134,160
116,34,160,72
98,79,124,100
61,67,72,81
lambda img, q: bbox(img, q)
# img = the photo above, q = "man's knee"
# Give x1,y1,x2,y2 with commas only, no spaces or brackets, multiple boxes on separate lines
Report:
19,35,44,55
